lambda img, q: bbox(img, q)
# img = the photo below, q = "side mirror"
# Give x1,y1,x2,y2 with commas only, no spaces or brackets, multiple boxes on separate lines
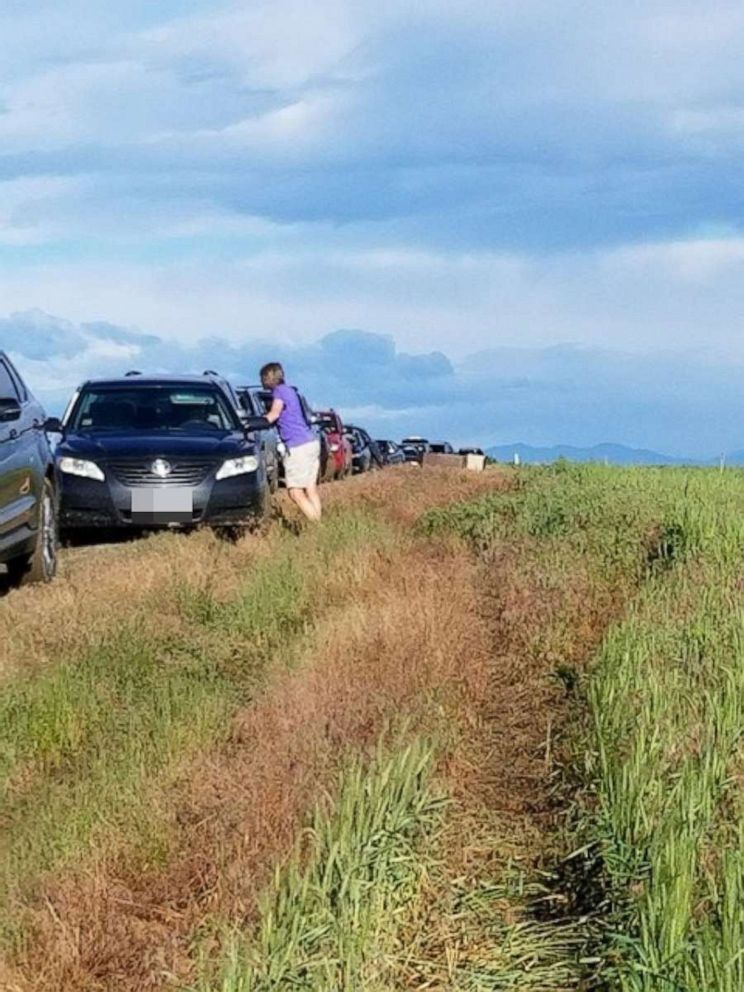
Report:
243,416,270,433
0,397,22,423
44,416,64,434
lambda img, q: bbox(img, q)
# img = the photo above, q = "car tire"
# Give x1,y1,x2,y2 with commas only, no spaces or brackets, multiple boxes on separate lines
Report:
7,478,58,587
268,458,279,494
247,480,272,533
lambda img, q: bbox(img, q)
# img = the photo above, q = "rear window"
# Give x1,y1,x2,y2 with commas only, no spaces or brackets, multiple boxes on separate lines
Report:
317,414,339,432
70,385,239,432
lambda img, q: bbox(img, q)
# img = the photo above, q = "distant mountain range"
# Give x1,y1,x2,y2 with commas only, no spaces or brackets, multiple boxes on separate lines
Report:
486,442,744,466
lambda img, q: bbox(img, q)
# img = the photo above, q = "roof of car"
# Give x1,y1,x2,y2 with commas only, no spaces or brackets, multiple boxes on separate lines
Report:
80,373,231,388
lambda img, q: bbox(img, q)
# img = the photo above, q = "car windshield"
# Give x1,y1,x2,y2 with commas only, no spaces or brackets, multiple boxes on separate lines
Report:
70,385,239,432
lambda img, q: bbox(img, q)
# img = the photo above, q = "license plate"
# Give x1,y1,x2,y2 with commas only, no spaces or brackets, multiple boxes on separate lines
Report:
131,487,193,523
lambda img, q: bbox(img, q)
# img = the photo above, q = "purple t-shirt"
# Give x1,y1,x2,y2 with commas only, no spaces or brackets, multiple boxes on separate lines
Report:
273,383,315,449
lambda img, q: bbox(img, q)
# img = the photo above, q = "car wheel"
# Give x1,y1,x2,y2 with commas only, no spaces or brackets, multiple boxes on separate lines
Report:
248,480,272,532
7,478,58,586
268,459,279,494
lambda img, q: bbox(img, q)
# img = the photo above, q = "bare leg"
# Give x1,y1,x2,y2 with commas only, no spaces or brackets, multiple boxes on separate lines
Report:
305,482,322,520
288,487,321,522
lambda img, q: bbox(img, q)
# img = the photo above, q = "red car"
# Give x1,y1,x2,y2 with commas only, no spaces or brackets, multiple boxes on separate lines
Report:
316,409,353,480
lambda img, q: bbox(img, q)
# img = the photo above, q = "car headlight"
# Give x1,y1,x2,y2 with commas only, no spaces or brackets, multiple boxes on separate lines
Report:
216,455,259,480
58,457,105,482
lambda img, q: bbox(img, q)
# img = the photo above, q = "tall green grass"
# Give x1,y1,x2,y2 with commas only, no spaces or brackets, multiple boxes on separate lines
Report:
194,739,585,992
585,482,744,990
196,738,444,992
424,463,744,988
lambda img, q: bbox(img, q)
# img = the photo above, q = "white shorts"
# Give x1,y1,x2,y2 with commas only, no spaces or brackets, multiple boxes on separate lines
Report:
284,439,321,489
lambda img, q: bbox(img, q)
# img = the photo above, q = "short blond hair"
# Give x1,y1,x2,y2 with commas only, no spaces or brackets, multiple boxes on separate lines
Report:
260,362,285,388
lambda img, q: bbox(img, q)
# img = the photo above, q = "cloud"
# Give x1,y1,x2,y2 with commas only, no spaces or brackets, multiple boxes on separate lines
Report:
2,0,744,454
3,0,744,253
2,236,744,366
4,308,744,458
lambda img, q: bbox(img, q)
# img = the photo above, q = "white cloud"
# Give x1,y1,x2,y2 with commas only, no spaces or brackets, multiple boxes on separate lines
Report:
5,308,744,457
0,176,80,245
139,0,365,90
1,236,744,362
1,0,744,397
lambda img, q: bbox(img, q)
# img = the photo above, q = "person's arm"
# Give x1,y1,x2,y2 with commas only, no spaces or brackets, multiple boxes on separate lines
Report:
265,397,284,425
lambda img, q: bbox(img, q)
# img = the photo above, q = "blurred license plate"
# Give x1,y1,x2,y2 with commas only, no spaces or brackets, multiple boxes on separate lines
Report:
131,488,193,523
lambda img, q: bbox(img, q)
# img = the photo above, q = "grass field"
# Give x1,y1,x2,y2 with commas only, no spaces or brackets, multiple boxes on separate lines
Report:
4,464,744,990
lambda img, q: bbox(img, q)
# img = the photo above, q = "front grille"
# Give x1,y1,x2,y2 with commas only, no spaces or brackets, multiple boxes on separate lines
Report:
108,458,215,487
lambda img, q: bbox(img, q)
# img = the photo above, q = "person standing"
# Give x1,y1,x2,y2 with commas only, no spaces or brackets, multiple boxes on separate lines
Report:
260,362,322,522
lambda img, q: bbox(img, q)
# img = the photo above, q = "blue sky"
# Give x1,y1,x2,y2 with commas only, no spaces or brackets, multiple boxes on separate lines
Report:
1,0,744,454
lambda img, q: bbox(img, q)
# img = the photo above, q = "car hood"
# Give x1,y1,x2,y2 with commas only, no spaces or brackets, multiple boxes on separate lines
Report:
57,431,253,460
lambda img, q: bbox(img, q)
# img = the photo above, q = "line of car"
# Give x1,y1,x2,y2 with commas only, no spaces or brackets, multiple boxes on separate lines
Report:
1,356,477,588
398,436,485,464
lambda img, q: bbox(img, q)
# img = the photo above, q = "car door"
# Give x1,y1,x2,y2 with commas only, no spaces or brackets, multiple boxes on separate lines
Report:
247,388,279,486
0,358,36,543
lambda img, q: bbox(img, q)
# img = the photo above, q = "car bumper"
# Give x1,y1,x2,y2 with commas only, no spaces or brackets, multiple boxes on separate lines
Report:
59,473,267,528
328,448,347,474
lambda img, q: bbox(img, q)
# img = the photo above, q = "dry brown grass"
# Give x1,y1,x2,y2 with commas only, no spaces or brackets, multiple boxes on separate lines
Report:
323,464,512,527
388,534,648,989
2,467,511,992
16,541,489,991
0,467,507,685
0,529,270,684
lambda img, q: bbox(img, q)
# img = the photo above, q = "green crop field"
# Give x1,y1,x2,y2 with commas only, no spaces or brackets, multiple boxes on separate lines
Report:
425,463,744,990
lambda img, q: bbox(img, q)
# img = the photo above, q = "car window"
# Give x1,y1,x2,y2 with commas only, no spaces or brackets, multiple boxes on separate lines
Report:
3,358,27,401
237,390,258,416
317,414,338,432
253,390,272,413
0,360,20,400
70,385,239,432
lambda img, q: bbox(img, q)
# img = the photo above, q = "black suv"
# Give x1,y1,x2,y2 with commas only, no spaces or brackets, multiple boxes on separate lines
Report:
53,374,271,532
0,352,58,585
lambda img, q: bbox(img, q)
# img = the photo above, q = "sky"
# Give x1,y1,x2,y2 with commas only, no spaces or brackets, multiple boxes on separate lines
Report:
1,0,744,454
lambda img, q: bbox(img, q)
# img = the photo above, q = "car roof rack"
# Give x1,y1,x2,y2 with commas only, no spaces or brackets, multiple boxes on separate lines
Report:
124,370,142,376
203,369,220,376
